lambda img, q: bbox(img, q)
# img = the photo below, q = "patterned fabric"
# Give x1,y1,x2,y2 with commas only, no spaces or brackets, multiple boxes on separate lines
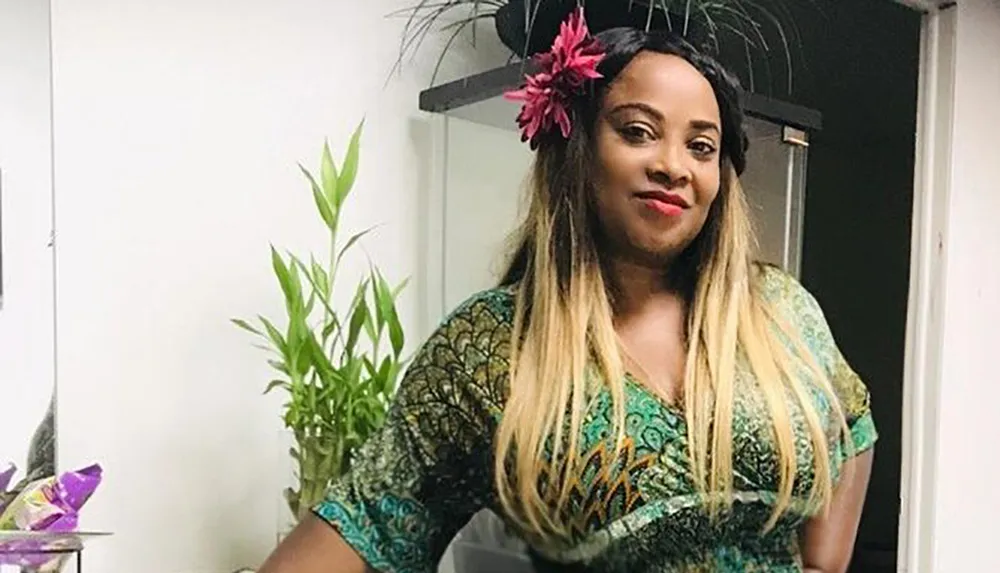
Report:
313,266,878,573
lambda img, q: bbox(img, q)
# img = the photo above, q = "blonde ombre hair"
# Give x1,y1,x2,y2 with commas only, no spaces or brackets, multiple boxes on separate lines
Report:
493,27,851,543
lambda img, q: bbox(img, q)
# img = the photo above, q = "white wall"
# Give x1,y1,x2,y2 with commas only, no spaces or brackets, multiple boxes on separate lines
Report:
0,0,55,474
441,117,533,311
930,0,1000,569
50,1,506,571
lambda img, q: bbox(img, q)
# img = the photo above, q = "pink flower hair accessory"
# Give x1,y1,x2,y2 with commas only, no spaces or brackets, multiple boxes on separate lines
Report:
504,6,605,149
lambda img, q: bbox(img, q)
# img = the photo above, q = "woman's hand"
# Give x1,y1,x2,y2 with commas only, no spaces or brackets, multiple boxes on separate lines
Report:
800,449,875,573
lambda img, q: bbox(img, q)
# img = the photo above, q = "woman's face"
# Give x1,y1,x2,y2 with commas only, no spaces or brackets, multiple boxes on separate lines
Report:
592,51,723,268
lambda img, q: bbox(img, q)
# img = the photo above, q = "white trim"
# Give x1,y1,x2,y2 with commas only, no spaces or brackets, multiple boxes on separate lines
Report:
898,5,957,573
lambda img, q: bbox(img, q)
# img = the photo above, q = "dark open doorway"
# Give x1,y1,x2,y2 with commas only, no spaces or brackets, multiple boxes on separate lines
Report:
740,1,923,570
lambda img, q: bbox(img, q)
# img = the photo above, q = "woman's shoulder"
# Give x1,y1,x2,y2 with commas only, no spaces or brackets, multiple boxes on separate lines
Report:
753,263,828,322
755,262,810,302
752,267,877,454
753,262,844,369
443,285,517,326
420,285,517,376
429,286,517,348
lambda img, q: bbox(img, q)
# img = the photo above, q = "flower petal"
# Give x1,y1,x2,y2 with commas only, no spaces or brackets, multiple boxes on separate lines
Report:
503,6,604,146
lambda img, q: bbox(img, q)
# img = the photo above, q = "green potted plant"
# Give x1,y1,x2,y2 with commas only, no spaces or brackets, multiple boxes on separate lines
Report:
233,120,409,521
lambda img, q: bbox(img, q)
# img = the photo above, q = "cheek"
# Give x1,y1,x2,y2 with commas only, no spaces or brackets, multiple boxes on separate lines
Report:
594,144,625,193
594,128,645,191
693,164,722,208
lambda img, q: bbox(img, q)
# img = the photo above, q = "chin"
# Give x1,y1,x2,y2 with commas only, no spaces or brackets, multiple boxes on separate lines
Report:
628,236,689,267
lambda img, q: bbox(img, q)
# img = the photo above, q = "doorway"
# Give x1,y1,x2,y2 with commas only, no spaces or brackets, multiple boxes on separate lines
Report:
771,2,923,571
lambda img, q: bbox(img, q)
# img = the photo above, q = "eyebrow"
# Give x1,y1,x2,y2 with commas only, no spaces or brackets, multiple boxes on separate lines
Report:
608,102,664,121
689,119,721,134
607,102,721,134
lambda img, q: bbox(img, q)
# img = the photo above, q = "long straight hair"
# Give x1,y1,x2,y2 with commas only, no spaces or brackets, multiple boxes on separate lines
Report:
493,27,850,542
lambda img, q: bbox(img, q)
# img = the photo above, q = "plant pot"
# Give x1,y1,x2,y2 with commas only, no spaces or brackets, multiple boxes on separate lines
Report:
494,0,677,58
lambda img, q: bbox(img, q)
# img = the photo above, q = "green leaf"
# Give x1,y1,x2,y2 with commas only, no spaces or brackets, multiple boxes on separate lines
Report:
351,275,370,306
306,369,317,416
265,379,289,394
310,256,330,299
336,226,377,268
294,257,339,319
300,164,337,231
321,316,341,342
291,256,343,347
371,269,386,329
259,316,287,356
252,343,275,354
392,277,410,299
385,362,404,395
377,356,393,384
267,359,289,375
327,360,362,410
271,246,294,302
346,357,364,390
304,290,316,316
336,119,364,207
346,299,369,356
363,303,377,344
353,373,374,398
362,356,378,378
306,330,335,378
320,140,339,205
231,318,263,336
345,277,370,353
290,319,313,377
373,268,398,334
286,257,305,314
317,368,344,404
387,307,405,357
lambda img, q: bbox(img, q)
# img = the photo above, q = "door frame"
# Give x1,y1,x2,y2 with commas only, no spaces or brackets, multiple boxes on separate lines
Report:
893,1,957,572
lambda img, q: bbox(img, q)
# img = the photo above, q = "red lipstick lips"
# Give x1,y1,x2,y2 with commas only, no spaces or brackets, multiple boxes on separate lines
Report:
635,189,690,217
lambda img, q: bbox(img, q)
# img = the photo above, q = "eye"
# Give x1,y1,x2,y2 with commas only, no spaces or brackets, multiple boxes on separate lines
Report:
689,139,718,157
619,123,655,144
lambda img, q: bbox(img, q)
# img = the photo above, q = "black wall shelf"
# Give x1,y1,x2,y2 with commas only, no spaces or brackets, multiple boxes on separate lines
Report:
419,62,822,133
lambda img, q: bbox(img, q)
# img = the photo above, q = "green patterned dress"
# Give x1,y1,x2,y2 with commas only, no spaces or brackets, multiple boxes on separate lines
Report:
313,266,878,572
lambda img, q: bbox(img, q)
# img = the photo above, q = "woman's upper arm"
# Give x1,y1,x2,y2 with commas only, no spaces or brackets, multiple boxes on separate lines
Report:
798,351,877,573
259,291,511,573
800,449,874,573
258,514,370,573
798,350,878,573
771,268,879,572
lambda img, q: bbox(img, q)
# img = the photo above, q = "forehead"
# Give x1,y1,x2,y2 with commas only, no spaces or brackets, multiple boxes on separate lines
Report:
602,51,721,122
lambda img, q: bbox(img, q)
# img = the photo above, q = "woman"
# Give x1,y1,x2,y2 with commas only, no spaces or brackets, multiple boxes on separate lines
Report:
259,10,876,573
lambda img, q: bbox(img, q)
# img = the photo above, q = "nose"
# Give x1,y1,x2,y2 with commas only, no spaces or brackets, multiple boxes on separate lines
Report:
648,141,692,188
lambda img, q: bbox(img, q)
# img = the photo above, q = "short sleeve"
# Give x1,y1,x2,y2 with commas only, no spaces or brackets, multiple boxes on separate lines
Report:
827,346,878,456
761,266,878,458
311,290,511,573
